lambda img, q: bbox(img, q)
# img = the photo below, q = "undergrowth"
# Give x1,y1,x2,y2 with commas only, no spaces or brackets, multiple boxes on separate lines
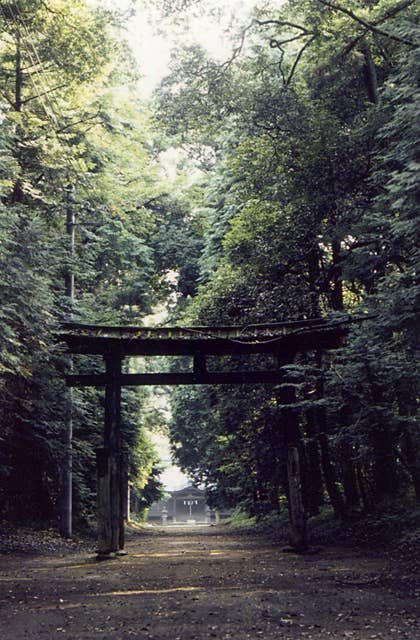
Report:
224,497,420,548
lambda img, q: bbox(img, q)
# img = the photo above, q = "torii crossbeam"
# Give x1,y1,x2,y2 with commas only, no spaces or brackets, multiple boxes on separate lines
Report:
58,316,361,557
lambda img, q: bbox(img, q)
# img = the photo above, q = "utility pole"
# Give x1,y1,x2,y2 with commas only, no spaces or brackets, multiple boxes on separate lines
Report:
60,187,75,538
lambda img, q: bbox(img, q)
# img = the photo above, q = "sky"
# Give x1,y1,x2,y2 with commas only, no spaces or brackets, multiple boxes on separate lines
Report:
105,0,271,94
149,432,190,491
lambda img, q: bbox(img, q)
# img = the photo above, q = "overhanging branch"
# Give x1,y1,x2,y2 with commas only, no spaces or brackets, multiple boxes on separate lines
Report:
256,19,314,35
286,36,317,86
220,21,254,72
315,0,417,46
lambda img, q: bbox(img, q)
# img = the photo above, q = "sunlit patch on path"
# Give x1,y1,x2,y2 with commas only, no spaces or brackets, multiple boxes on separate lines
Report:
1,529,420,640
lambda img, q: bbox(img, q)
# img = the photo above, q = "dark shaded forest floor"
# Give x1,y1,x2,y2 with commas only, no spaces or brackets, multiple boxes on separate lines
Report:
1,525,420,639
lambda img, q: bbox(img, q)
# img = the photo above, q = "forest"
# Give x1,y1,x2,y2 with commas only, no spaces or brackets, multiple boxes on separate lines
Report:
0,0,418,543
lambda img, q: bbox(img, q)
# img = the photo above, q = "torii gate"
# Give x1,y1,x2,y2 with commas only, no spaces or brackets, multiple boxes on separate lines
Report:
59,316,359,557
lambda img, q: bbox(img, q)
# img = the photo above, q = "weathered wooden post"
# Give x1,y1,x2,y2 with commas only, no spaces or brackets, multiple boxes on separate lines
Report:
96,351,123,557
279,383,308,552
96,447,112,553
118,451,127,551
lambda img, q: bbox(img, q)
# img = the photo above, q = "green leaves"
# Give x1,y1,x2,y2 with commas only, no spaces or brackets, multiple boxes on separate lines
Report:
0,0,173,527
155,0,419,520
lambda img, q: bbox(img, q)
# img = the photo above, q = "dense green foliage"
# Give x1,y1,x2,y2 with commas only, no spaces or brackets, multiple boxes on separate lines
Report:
0,0,418,537
0,0,167,527
158,0,419,523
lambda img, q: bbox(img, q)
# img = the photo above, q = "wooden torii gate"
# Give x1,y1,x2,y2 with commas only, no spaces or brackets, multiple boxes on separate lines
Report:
59,316,358,557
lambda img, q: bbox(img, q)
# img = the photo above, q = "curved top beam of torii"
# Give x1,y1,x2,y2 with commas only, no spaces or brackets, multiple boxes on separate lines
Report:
58,315,370,388
59,315,366,358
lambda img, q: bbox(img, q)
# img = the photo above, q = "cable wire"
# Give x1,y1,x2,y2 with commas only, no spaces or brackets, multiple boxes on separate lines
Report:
0,2,97,196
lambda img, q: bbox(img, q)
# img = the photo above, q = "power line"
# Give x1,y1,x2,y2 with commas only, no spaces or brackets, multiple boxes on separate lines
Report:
0,2,98,197
10,1,90,183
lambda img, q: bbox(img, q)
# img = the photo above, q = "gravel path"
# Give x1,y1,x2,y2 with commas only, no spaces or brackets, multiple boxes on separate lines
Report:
0,526,419,639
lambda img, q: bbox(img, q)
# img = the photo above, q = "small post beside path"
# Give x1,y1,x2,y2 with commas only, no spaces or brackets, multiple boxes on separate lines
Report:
60,189,75,539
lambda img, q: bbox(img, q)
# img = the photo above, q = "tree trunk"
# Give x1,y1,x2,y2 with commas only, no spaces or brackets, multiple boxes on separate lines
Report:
279,385,307,551
400,427,420,501
316,353,346,518
339,405,360,515
304,409,324,515
371,424,399,502
397,378,420,500
287,445,307,550
356,463,371,512
341,440,360,515
318,427,345,518
368,376,399,502
307,245,322,317
331,238,344,312
362,45,380,105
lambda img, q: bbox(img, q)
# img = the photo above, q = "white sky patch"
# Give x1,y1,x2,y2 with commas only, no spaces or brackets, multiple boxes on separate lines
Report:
149,432,191,491
99,0,286,95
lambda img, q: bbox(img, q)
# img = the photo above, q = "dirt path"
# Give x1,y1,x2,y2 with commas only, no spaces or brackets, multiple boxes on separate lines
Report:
0,526,419,639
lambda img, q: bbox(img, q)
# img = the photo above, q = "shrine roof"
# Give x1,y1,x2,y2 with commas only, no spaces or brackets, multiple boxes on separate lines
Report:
169,486,206,497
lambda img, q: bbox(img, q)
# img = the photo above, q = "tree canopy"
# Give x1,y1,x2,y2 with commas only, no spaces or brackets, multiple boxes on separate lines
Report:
0,0,418,538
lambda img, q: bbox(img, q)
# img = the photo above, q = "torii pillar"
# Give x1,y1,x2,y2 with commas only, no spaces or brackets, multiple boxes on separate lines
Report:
96,351,124,557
